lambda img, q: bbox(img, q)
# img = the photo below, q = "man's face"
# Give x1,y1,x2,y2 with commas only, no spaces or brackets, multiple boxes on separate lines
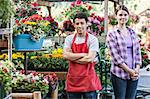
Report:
74,18,87,35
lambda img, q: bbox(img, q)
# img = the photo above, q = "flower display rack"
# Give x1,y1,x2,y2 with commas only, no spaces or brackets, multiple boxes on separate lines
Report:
0,17,14,61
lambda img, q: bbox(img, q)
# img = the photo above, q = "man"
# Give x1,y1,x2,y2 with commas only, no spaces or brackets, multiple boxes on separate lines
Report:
63,12,102,99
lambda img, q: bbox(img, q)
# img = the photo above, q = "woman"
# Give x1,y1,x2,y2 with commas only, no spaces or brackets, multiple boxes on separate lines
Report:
106,5,142,99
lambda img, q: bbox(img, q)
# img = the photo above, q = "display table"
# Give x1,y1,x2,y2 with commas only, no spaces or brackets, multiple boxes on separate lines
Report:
137,67,150,96
16,49,46,74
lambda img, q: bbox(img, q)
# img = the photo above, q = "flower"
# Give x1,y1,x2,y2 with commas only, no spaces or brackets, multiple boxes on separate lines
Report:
87,14,104,36
13,1,59,41
28,48,68,71
14,0,39,19
141,47,150,67
13,14,59,41
62,0,92,19
0,52,24,70
0,60,15,93
12,71,57,95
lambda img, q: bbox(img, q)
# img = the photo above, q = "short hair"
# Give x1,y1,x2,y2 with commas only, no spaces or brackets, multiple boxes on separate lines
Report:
115,5,129,15
73,12,88,23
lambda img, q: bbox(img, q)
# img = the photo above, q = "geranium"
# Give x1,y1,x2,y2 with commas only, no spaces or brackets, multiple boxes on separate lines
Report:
62,0,92,19
14,0,40,19
87,14,104,36
13,14,59,41
12,71,57,95
13,0,59,41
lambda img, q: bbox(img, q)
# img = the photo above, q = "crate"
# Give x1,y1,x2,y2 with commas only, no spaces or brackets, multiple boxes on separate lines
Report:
4,91,41,99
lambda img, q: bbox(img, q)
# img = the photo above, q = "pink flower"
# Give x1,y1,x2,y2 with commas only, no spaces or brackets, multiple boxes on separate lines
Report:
71,2,75,7
97,25,101,30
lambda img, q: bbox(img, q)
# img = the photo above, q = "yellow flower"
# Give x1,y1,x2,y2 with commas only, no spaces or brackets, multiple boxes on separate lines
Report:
52,49,58,55
43,54,50,58
57,48,63,54
31,56,38,59
24,21,37,25
44,21,50,26
12,54,18,59
3,54,8,60
52,54,62,58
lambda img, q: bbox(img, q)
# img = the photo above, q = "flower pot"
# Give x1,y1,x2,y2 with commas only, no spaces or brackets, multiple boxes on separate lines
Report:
13,34,44,51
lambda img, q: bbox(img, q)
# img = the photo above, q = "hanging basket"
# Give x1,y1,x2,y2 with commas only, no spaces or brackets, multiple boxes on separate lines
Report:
13,34,44,51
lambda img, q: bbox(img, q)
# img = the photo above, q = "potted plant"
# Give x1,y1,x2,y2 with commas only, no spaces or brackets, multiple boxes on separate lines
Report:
28,48,68,71
62,0,92,20
0,60,15,98
12,71,58,97
13,0,59,50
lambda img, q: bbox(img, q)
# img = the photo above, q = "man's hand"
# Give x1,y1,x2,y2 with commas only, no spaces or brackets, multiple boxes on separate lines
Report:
63,48,88,61
73,51,96,64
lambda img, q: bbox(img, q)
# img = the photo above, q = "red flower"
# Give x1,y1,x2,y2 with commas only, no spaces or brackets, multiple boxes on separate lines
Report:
31,2,38,7
88,6,92,10
90,13,95,17
15,20,19,24
101,27,104,31
27,14,43,21
143,54,148,59
101,17,104,22
50,18,54,23
76,0,82,5
31,71,38,76
21,19,26,23
71,2,75,7
3,68,8,73
31,79,36,83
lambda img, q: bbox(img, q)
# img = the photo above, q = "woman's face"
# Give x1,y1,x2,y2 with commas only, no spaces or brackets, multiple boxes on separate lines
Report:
116,10,129,25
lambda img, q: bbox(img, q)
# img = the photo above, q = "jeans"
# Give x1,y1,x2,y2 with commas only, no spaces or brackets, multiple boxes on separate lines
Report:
111,73,138,99
67,91,97,99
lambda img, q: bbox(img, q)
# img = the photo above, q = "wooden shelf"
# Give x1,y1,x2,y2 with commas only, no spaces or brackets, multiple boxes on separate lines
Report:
0,28,12,35
37,71,67,80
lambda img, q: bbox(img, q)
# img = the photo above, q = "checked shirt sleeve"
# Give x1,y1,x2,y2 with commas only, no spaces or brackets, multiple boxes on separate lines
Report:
106,31,124,65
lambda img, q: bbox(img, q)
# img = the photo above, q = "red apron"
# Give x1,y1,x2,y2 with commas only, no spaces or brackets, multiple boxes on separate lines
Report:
65,33,102,92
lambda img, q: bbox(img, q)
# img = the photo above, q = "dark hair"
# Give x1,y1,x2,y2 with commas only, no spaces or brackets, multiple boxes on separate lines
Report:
115,5,129,15
73,12,88,23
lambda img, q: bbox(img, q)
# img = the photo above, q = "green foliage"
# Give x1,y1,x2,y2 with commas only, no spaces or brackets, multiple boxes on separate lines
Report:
141,48,150,67
28,57,68,71
0,0,15,23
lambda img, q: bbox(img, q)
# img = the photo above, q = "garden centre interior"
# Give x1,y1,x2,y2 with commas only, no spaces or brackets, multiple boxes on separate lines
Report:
0,0,149,99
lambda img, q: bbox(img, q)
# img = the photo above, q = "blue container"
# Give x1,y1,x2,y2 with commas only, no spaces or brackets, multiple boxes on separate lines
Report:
13,34,44,51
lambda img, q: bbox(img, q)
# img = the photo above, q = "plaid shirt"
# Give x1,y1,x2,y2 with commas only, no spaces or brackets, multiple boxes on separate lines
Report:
106,27,142,80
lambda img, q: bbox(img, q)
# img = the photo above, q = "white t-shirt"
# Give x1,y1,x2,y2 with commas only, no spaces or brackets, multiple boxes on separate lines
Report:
63,33,99,61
